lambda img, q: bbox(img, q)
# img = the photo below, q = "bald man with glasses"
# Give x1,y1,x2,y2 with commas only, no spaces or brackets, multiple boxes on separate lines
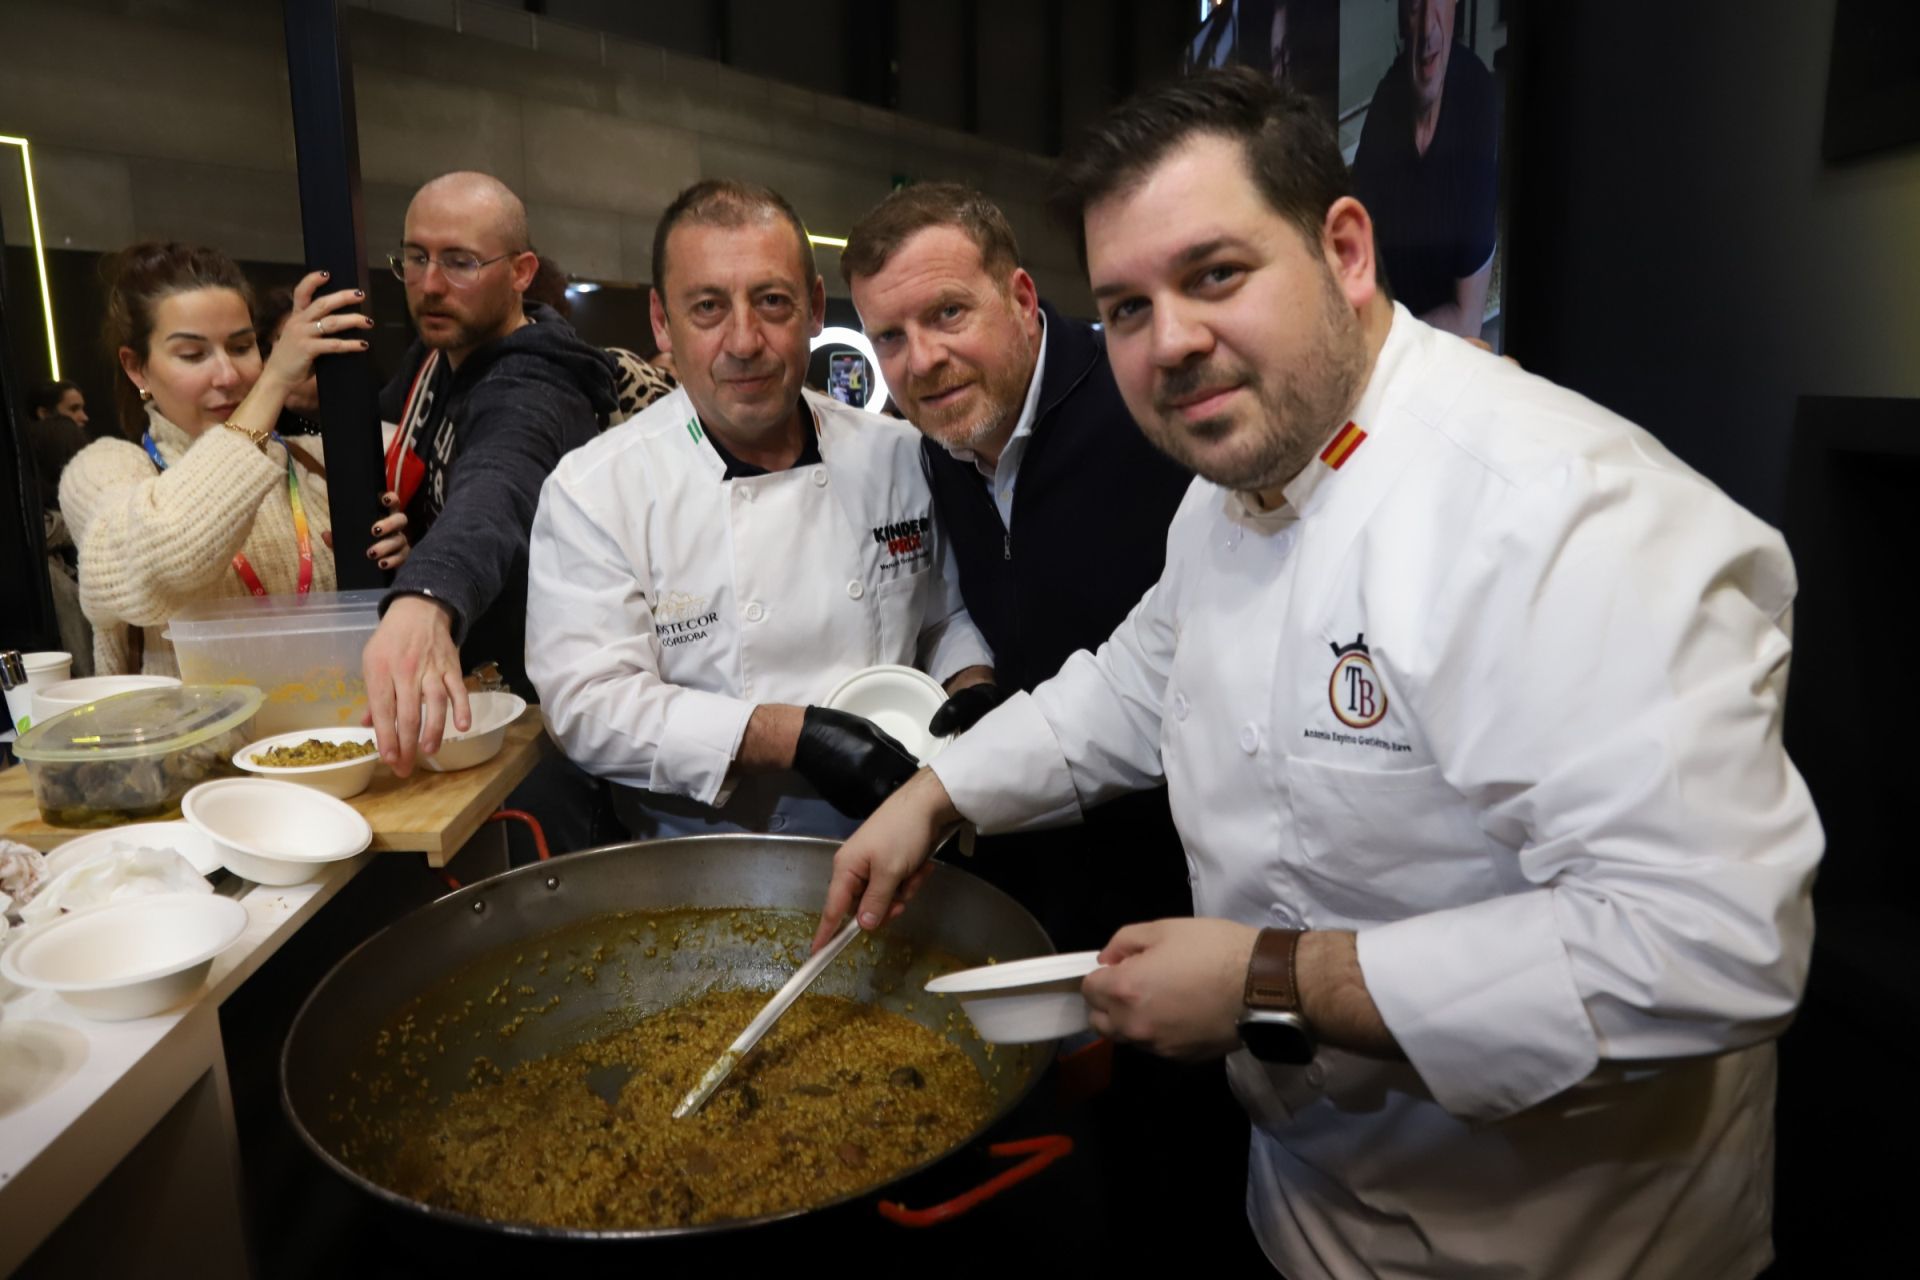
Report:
360,171,620,850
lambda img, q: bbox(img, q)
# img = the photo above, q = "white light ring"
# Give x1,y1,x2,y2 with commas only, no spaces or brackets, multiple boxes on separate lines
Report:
811,325,889,415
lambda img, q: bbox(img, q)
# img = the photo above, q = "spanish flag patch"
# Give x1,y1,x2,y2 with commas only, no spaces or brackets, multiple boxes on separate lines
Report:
1319,421,1367,470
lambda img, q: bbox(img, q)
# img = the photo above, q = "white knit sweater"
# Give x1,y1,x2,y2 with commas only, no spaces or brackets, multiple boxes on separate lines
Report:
58,408,337,675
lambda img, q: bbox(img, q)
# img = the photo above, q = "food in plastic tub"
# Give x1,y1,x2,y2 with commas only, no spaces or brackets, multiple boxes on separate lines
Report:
166,589,383,738
11,685,264,828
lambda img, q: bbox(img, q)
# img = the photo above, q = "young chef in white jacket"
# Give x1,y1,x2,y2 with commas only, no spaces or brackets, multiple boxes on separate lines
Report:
526,180,994,839
816,71,1822,1278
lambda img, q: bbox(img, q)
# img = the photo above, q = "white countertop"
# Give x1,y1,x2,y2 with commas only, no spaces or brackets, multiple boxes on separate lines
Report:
0,855,370,1272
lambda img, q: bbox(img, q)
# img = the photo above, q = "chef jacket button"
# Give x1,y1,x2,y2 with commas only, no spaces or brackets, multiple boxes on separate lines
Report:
743,601,765,622
847,580,865,600
1305,1062,1326,1089
813,470,829,486
1239,723,1260,754
769,814,788,831
1172,692,1190,721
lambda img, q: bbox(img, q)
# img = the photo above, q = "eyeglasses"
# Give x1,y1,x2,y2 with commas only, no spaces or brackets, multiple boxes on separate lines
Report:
388,249,517,287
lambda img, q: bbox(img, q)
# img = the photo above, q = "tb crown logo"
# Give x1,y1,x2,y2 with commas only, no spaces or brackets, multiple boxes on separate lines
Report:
1328,633,1387,729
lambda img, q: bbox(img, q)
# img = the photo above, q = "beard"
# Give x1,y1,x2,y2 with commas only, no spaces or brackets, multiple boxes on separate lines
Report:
907,316,1036,457
1144,268,1366,494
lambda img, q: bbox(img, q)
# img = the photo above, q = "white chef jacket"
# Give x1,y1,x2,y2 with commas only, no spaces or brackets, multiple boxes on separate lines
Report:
527,387,992,839
930,305,1821,1279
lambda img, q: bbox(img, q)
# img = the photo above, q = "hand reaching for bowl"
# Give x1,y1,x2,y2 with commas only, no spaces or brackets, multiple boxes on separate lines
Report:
812,767,957,952
361,593,470,777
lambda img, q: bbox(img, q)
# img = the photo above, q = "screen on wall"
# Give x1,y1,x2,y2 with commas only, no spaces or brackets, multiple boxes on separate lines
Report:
1187,0,1508,349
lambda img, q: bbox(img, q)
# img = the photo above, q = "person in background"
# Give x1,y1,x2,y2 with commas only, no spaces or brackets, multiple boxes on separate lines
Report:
360,172,619,776
24,379,90,510
841,181,1255,1265
1351,0,1498,338
526,253,677,421
254,286,322,436
526,179,994,841
821,70,1820,1279
59,241,409,675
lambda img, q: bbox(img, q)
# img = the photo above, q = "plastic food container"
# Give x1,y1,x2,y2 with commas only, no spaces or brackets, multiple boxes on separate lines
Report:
11,685,263,828
166,589,383,738
0,893,249,1020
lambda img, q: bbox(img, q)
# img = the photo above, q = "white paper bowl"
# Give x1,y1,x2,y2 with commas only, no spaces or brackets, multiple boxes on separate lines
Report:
0,893,248,1020
822,665,950,764
234,726,380,798
30,674,180,726
46,819,222,879
181,778,372,886
924,951,1104,1043
421,692,526,773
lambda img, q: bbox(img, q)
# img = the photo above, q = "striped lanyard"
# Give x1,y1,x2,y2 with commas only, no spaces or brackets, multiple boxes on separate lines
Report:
143,430,313,597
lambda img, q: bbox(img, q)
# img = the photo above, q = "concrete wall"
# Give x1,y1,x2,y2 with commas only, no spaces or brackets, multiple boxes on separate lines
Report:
0,0,1090,310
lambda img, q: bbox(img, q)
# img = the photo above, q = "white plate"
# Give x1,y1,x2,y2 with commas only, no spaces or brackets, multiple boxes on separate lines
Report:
0,893,248,1020
182,778,372,886
924,951,1104,995
234,726,380,798
925,951,1104,1044
30,674,180,726
822,665,950,763
45,820,223,878
421,692,527,773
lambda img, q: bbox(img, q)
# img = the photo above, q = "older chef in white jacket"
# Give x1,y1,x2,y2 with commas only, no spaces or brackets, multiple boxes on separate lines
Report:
527,180,993,839
818,72,1822,1279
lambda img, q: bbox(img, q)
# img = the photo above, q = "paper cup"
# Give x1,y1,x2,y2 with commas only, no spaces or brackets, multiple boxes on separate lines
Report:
8,651,75,734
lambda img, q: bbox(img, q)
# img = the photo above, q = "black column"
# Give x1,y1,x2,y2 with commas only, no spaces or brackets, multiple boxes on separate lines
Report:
281,0,384,591
0,198,56,653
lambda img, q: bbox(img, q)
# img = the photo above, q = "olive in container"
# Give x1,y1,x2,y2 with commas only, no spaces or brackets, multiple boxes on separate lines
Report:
11,684,264,828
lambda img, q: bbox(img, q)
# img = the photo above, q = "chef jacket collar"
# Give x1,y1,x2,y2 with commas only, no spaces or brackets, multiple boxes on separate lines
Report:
1265,301,1418,521
696,397,823,479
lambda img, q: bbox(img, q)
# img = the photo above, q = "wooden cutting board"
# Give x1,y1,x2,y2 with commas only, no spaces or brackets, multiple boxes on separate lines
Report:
0,707,552,867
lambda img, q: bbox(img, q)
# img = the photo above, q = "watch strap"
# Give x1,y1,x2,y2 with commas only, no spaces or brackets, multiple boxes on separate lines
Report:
1244,927,1303,1012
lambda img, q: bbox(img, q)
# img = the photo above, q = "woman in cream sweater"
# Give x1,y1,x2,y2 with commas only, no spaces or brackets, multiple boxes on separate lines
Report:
60,242,411,675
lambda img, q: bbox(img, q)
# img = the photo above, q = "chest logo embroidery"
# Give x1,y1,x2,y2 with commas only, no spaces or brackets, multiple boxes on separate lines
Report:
871,515,933,570
656,590,719,649
1328,634,1388,729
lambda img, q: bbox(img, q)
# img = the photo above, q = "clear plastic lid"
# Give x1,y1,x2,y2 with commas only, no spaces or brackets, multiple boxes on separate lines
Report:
164,589,386,642
12,684,264,763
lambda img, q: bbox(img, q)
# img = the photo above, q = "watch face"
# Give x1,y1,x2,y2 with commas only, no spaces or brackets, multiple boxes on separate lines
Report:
1240,1014,1315,1065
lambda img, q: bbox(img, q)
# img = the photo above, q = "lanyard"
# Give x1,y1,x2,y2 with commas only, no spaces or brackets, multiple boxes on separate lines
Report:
143,430,313,597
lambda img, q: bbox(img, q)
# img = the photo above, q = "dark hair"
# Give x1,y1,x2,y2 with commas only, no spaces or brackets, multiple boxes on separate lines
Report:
650,179,818,307
840,182,1023,286
1050,67,1352,264
255,286,297,356
27,378,78,417
524,254,574,318
102,240,255,434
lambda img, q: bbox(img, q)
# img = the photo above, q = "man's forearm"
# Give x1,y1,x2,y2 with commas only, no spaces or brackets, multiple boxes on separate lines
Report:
1298,930,1404,1060
738,703,805,771
942,664,995,694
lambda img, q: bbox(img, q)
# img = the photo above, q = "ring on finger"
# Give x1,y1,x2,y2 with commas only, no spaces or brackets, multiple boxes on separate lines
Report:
313,318,326,336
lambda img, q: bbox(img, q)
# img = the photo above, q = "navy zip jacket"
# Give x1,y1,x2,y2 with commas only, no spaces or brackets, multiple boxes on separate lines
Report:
380,302,618,697
921,304,1196,949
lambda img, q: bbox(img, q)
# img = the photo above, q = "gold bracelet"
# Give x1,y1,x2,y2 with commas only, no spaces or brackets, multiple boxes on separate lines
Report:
221,418,272,449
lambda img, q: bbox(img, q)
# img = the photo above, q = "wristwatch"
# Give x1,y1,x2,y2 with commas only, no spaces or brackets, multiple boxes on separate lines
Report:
1237,927,1316,1064
221,418,272,450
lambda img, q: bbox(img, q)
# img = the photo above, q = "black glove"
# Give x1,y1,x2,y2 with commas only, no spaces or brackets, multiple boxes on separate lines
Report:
929,682,1009,737
793,705,921,820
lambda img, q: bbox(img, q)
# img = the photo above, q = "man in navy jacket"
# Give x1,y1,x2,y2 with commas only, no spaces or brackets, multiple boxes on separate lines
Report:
842,183,1261,1267
841,182,1195,952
